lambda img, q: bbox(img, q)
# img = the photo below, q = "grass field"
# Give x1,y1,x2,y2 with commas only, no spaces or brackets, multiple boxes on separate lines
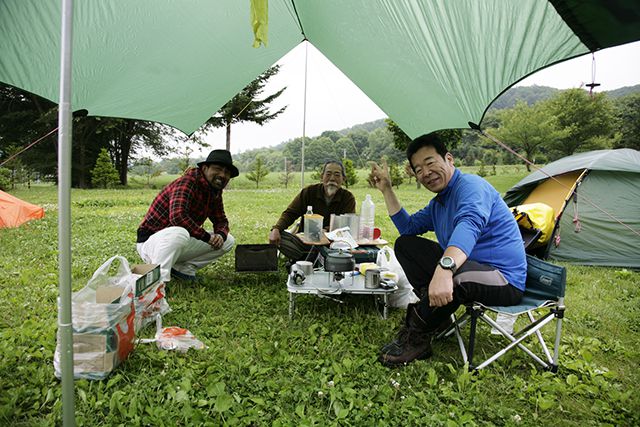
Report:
1,170,638,426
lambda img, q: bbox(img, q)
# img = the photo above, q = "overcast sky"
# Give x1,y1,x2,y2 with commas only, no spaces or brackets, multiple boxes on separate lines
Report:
201,40,640,155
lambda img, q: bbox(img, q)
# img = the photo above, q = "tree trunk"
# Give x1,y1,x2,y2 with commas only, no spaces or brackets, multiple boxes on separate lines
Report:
226,122,231,152
113,122,133,186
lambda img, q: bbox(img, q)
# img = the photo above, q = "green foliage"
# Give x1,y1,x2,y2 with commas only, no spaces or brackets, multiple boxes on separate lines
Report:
90,148,120,188
477,160,487,177
245,156,269,188
385,118,412,153
544,89,616,157
204,65,286,151
130,157,162,188
613,93,640,150
279,158,294,189
1,183,639,426
0,167,10,190
388,161,404,188
342,158,358,188
490,100,561,171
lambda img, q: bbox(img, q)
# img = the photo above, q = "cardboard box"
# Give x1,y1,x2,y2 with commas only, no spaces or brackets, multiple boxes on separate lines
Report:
96,285,126,304
73,330,119,353
130,263,160,296
73,351,117,373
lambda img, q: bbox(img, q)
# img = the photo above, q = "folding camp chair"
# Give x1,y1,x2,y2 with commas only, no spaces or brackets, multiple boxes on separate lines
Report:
437,255,566,371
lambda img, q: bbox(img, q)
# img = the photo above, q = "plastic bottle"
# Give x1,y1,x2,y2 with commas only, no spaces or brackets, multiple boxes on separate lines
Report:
359,194,375,241
303,206,317,241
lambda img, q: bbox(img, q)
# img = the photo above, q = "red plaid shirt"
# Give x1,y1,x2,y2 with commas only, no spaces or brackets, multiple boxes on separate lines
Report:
137,167,229,243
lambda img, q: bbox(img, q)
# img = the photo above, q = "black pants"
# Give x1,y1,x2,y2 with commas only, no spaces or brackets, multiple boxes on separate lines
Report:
394,235,523,333
279,231,315,262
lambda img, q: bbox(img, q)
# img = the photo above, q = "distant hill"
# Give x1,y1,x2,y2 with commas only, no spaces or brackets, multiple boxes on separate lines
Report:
489,84,640,110
337,118,387,135
606,84,640,98
230,84,640,164
489,85,559,110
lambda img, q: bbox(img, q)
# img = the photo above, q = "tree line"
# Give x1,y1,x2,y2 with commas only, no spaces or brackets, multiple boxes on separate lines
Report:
233,86,640,180
1,76,638,190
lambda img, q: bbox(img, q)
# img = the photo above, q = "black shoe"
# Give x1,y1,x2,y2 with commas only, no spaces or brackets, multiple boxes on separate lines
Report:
171,268,196,281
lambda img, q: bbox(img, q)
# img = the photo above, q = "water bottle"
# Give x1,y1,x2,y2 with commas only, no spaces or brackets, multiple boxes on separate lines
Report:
359,194,375,241
303,206,314,241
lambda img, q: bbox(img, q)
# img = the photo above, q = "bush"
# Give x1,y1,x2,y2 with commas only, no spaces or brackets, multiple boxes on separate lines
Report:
90,148,120,188
0,167,10,190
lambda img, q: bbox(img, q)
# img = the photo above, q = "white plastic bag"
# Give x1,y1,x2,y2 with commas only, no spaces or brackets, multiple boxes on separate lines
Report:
54,256,136,380
376,246,419,308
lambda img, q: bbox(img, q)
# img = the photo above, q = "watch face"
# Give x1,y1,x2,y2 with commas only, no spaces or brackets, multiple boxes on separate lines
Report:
440,256,455,269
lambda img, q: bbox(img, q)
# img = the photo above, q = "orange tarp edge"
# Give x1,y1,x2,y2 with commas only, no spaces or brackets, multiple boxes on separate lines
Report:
0,190,45,228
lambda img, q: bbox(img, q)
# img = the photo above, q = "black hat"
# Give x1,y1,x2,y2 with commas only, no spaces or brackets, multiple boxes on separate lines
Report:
197,149,239,178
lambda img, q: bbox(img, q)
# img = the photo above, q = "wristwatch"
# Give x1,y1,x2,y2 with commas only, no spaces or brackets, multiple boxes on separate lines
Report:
439,256,457,273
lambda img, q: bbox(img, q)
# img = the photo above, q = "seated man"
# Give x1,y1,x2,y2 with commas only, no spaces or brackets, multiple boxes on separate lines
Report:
136,149,238,282
269,160,356,262
368,132,527,367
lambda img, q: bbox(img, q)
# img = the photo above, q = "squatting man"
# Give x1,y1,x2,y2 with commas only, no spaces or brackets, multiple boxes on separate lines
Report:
368,132,527,367
136,149,238,283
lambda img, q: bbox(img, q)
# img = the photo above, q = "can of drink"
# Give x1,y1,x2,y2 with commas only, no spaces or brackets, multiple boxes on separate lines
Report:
364,268,381,289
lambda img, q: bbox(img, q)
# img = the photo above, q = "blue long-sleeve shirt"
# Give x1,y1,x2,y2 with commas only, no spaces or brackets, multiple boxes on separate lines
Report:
391,169,526,290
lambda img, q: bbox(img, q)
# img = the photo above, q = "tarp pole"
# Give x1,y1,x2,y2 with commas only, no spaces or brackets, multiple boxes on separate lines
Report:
300,41,308,188
57,0,76,425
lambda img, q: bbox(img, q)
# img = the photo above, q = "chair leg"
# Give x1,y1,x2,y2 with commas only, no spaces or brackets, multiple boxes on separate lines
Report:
550,306,565,373
467,306,482,370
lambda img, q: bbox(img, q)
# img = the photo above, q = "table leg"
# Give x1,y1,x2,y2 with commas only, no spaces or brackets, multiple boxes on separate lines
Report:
289,292,295,320
383,294,388,319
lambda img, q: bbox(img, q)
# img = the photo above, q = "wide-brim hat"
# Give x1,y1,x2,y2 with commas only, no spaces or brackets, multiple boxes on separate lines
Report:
197,149,239,178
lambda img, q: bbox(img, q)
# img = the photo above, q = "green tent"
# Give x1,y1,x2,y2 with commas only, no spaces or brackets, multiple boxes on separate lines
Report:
504,149,640,269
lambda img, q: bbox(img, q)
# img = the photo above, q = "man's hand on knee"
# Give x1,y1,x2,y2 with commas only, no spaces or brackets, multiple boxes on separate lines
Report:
209,233,224,249
428,270,454,307
269,228,281,246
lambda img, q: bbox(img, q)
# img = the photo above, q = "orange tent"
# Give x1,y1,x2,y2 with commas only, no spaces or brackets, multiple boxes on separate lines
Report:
0,190,45,228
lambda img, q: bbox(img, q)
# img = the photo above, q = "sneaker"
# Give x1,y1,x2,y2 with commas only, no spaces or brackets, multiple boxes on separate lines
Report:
170,268,196,281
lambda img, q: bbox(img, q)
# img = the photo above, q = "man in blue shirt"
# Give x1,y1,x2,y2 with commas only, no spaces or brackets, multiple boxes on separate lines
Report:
369,132,526,367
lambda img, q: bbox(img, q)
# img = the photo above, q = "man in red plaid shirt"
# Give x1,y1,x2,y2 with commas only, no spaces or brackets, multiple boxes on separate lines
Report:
136,149,238,282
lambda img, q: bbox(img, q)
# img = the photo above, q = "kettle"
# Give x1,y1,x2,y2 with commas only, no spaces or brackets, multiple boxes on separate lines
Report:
324,250,355,273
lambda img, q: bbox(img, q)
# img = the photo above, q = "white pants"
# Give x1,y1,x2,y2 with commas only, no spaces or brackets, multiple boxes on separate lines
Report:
136,226,235,282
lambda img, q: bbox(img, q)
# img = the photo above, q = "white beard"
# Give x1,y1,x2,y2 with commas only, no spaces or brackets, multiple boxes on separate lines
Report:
324,184,338,197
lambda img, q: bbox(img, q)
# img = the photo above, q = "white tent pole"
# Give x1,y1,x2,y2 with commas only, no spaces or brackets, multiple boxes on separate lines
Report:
57,0,76,425
300,41,309,188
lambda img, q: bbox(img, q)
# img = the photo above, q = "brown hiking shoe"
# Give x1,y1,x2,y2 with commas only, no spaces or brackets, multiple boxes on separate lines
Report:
379,302,417,356
378,305,433,367
378,330,433,366
379,324,409,356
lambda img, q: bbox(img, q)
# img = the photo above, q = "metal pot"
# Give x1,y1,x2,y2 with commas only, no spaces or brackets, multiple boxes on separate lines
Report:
324,250,355,272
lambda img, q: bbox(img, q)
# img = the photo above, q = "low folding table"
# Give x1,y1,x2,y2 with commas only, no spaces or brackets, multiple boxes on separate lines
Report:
286,270,397,320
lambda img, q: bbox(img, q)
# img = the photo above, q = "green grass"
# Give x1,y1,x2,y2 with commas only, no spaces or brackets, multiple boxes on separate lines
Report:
1,172,638,426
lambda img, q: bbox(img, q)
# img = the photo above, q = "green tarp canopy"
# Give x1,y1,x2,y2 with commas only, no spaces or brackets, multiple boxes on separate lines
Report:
1,0,640,137
504,149,640,269
2,2,640,424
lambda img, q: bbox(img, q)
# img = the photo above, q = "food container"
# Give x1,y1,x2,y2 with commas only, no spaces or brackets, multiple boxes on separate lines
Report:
304,214,324,242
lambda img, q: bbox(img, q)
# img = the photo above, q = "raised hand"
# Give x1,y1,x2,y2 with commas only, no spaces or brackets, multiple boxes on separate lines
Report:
368,159,392,192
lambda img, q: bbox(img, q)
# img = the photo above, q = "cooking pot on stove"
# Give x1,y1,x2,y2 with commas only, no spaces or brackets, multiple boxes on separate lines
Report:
324,250,355,272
